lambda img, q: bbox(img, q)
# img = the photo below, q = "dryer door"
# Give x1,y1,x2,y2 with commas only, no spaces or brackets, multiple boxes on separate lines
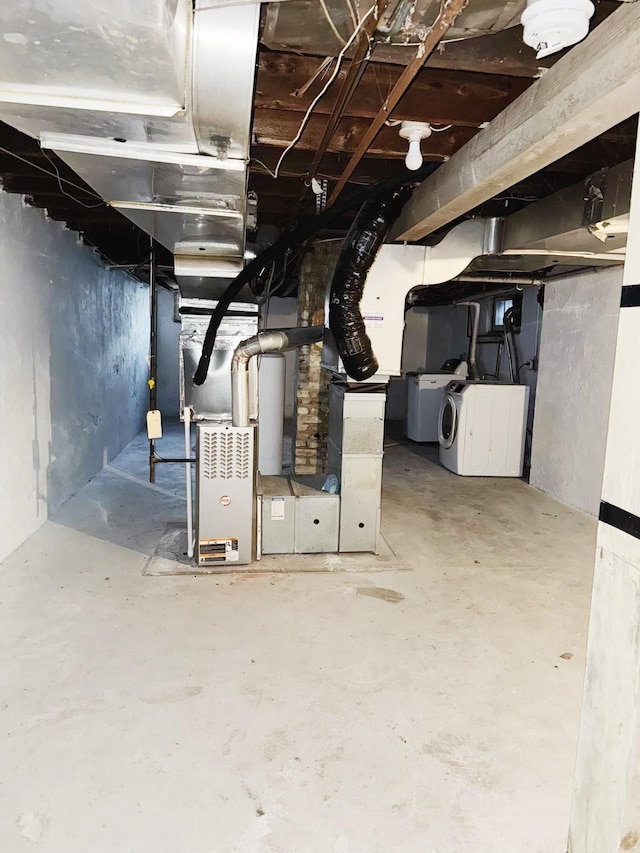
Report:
439,394,458,449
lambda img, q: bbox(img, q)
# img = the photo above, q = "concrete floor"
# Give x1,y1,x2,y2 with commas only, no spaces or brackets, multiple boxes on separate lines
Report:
0,424,596,852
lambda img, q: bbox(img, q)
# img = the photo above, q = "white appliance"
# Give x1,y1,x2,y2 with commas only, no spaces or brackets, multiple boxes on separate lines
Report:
405,363,468,442
439,381,529,476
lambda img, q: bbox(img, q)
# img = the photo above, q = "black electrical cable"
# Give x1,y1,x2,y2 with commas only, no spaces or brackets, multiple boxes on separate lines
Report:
192,163,437,386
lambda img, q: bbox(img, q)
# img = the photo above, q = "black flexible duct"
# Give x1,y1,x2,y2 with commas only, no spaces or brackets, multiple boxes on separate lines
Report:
192,165,436,386
328,186,412,381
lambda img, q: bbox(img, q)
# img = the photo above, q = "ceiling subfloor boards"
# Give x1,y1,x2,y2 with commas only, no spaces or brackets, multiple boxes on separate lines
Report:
327,0,470,204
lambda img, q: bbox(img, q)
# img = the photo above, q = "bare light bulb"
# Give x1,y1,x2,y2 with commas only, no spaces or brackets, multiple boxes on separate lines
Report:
405,137,423,171
399,121,432,172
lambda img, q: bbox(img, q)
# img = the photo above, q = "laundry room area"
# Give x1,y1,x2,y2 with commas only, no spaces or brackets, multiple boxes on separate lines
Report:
388,263,622,519
1,2,640,852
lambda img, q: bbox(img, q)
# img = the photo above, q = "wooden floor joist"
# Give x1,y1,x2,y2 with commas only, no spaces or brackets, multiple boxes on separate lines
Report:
390,1,640,242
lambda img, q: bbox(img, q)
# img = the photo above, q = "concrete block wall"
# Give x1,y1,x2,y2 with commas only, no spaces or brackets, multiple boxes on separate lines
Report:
0,192,149,563
293,242,339,474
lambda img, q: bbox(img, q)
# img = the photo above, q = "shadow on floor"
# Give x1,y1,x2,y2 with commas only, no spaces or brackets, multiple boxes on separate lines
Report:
50,420,191,557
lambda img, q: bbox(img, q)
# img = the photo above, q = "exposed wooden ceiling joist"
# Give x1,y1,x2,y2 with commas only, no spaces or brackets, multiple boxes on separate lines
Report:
253,108,476,157
391,1,640,241
327,0,470,204
255,52,532,127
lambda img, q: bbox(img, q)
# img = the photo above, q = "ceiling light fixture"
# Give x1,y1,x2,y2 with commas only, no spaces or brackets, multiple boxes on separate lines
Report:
399,121,432,171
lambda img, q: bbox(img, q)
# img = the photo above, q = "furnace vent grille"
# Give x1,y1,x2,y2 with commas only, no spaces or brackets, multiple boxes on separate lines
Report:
202,430,251,480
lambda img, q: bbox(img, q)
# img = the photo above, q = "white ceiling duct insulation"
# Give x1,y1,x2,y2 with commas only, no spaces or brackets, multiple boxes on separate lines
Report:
0,0,260,300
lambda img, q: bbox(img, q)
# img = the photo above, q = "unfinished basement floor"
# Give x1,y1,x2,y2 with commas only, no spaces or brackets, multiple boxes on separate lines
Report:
0,424,596,853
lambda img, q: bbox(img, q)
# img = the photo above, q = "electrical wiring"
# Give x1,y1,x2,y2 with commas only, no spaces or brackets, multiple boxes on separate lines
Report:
271,3,376,180
40,148,106,209
345,0,359,28
320,0,347,45
250,157,278,180
256,260,277,306
0,145,104,205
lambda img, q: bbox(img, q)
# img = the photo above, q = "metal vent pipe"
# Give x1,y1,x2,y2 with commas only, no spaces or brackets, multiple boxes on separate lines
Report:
231,327,324,427
455,301,481,379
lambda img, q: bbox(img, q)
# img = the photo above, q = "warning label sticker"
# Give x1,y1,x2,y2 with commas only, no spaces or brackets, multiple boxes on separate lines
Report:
271,497,285,521
199,538,239,563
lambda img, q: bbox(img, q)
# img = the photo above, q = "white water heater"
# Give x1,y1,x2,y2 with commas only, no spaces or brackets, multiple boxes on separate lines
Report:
258,353,286,476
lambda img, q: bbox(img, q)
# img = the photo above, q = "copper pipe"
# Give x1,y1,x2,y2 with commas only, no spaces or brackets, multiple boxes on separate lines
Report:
328,0,469,207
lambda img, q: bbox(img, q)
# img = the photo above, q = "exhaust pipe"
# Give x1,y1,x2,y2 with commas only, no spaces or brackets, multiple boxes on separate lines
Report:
455,301,481,380
231,326,324,426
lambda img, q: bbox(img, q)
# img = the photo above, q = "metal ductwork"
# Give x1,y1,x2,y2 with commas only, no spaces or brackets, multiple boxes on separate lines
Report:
263,0,528,60
0,0,260,299
463,159,632,278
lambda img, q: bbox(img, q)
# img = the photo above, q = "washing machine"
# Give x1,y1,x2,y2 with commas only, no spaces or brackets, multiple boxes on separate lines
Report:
405,363,468,442
439,381,529,476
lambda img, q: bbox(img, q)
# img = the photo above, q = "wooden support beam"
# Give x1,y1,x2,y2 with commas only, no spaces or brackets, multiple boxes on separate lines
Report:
253,108,475,157
391,1,640,241
251,145,412,183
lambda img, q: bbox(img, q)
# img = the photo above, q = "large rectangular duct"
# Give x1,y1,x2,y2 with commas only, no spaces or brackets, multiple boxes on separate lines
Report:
0,0,261,296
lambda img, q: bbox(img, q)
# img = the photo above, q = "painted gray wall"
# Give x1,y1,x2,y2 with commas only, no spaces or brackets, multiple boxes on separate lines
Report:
530,267,622,517
386,304,470,422
156,287,181,417
0,192,149,563
424,304,469,371
402,307,430,372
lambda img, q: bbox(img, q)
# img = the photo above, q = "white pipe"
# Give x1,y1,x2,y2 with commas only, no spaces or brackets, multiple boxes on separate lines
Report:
184,406,194,559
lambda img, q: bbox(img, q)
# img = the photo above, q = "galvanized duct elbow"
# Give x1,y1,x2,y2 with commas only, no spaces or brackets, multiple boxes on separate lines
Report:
231,326,323,426
328,186,412,382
